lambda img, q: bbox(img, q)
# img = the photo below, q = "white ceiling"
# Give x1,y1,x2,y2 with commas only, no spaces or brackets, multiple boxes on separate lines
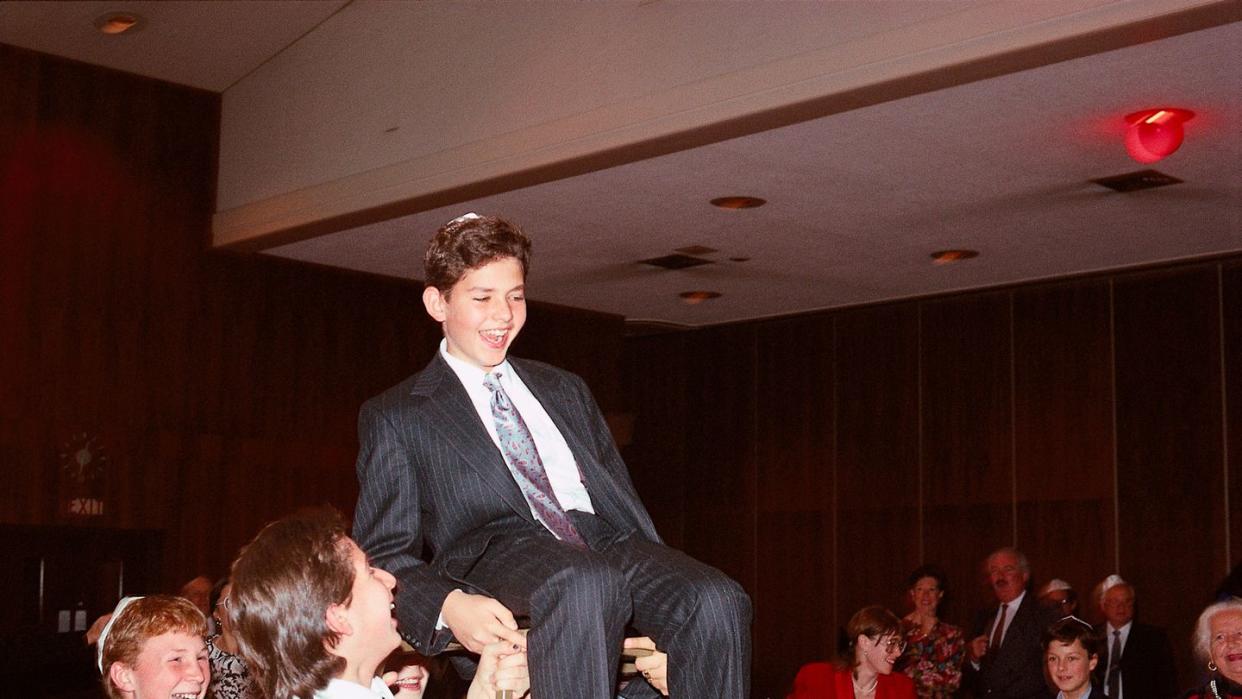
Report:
3,1,1239,327
0,1,348,91
273,19,1242,326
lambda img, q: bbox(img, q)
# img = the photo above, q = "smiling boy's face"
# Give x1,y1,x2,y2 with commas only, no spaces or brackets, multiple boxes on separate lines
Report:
338,538,400,661
423,257,526,371
114,630,209,699
1045,639,1097,695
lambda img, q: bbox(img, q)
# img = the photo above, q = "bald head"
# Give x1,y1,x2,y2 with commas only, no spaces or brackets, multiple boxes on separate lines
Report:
1101,583,1135,629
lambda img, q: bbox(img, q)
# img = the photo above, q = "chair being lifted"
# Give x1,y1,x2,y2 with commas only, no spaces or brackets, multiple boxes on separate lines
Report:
427,630,657,699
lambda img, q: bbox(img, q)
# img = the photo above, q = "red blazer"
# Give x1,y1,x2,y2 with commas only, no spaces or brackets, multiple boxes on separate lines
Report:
788,663,916,699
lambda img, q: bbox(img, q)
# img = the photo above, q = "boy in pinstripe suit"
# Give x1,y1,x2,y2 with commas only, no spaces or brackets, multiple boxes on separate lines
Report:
353,214,751,698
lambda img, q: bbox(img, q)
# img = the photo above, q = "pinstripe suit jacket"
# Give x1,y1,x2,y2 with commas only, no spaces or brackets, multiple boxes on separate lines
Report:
352,353,661,655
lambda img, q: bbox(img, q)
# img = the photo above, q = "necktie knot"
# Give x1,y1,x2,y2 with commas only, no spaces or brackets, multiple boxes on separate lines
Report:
484,373,512,412
483,372,502,392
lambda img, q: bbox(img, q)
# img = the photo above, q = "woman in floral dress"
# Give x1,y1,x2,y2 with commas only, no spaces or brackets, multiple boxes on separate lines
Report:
896,565,964,699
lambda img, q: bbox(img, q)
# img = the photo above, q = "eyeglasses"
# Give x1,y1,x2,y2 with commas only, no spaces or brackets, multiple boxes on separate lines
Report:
1212,630,1242,646
873,635,906,654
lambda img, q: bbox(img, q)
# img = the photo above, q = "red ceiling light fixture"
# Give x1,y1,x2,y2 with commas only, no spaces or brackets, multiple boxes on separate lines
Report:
1124,108,1195,163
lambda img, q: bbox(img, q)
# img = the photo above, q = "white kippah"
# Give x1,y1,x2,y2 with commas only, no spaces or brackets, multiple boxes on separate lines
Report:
447,212,482,225
97,596,144,673
1098,573,1127,600
1040,578,1073,595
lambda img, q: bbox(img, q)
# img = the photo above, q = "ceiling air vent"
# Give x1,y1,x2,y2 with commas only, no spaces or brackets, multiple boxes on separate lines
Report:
1091,169,1183,192
638,254,713,270
675,245,718,255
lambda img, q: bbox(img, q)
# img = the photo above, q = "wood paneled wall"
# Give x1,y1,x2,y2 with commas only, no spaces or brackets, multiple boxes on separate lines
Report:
623,263,1242,698
0,45,625,597
6,42,1240,699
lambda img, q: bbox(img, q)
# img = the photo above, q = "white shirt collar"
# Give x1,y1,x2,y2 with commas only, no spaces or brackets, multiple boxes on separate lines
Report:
1057,686,1093,699
1003,588,1027,610
439,338,513,386
1107,620,1133,635
314,677,395,699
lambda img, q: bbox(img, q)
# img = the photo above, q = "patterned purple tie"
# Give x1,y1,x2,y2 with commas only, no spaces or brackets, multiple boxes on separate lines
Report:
484,372,586,548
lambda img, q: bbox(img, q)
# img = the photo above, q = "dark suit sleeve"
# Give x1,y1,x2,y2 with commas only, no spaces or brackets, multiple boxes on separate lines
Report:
1149,626,1179,699
352,399,458,654
960,609,989,695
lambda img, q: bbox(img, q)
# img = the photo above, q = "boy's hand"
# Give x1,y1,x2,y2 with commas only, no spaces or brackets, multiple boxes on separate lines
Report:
442,590,526,653
468,640,530,699
625,636,669,696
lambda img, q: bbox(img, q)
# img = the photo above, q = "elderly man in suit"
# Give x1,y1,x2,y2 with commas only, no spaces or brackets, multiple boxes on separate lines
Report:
964,547,1056,699
352,214,751,699
1092,575,1178,699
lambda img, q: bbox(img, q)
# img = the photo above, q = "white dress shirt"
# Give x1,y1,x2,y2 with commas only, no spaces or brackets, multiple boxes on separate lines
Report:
990,589,1027,646
1104,620,1132,697
1058,686,1094,699
440,341,596,526
312,677,395,699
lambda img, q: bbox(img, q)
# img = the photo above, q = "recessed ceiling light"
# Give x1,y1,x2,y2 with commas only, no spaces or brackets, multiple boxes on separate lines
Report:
679,291,721,305
710,196,765,210
94,12,144,35
930,249,979,265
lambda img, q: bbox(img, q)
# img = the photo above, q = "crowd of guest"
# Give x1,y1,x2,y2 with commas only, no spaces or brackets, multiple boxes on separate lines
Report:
789,547,1240,699
87,507,671,699
85,531,1238,699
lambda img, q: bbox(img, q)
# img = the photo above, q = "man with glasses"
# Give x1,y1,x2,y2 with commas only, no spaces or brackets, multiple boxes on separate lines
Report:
1091,575,1177,699
1038,579,1080,617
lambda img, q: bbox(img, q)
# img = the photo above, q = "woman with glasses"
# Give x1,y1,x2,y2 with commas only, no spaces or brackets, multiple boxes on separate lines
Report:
896,565,964,698
205,578,255,699
1182,598,1242,699
788,606,916,699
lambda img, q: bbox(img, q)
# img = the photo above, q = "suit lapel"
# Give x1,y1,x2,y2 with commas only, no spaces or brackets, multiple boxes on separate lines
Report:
509,358,628,501
997,594,1035,669
413,355,535,524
